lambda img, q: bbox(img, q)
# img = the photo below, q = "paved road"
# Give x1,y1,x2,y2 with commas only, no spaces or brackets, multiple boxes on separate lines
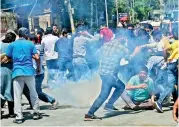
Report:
1,74,178,126
1,100,177,126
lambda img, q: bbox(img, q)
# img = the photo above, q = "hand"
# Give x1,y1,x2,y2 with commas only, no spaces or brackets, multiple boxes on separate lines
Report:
173,98,178,123
140,84,148,89
81,31,89,35
148,49,153,53
133,46,142,54
1,56,9,63
139,45,146,48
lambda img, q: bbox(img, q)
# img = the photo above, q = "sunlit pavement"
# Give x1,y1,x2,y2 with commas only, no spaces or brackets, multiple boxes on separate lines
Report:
1,69,178,126
1,90,177,126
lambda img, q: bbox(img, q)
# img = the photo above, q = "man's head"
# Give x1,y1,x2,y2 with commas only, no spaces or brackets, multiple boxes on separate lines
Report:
151,30,163,42
144,23,153,34
62,30,68,38
18,27,29,39
115,28,127,45
76,25,86,35
138,66,148,81
127,24,134,30
2,32,16,43
28,34,37,43
100,23,107,29
45,27,53,35
136,29,150,45
53,24,58,32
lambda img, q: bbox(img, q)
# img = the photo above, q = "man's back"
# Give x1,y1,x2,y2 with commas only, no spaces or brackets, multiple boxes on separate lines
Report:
98,39,128,75
73,35,92,57
6,39,37,78
55,37,73,59
41,34,59,60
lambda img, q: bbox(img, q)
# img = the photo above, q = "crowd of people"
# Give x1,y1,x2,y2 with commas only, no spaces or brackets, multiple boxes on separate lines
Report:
0,22,178,123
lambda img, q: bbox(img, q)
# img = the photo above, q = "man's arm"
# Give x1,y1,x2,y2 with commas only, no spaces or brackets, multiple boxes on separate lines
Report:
82,31,98,41
129,46,142,59
140,43,157,48
151,95,155,104
126,83,147,90
32,44,40,74
33,54,40,74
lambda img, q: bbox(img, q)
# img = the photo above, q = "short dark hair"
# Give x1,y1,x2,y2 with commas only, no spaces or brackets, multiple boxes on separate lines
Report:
62,30,68,36
18,27,29,39
143,23,153,30
2,32,16,43
46,27,53,34
37,28,44,37
139,66,148,73
29,34,37,43
127,24,134,29
136,28,150,44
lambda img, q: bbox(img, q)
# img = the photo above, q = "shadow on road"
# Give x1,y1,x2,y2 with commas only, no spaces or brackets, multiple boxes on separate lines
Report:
101,110,143,119
40,105,73,110
22,112,49,121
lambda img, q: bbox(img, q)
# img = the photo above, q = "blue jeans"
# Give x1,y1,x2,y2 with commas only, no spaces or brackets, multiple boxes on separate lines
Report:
146,56,164,76
155,69,168,95
46,59,58,87
56,58,75,81
158,62,178,104
87,74,125,115
73,57,91,81
35,74,55,104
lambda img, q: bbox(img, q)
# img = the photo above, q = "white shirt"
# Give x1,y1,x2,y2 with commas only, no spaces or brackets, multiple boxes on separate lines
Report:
41,34,59,60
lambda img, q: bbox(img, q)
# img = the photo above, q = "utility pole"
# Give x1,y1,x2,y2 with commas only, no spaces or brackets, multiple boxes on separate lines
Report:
66,0,75,34
90,0,93,28
105,0,109,27
173,0,175,9
95,1,99,27
116,0,119,26
132,0,135,23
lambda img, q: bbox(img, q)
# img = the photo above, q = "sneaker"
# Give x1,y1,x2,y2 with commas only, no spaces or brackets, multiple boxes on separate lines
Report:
122,105,131,110
49,101,59,110
104,106,118,111
84,114,102,121
33,112,42,120
26,106,33,110
13,119,24,124
154,102,163,113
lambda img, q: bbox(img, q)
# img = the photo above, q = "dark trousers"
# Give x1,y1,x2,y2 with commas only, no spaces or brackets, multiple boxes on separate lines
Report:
1,99,14,115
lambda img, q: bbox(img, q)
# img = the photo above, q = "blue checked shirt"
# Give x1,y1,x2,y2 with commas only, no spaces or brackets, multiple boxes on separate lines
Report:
96,39,129,76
